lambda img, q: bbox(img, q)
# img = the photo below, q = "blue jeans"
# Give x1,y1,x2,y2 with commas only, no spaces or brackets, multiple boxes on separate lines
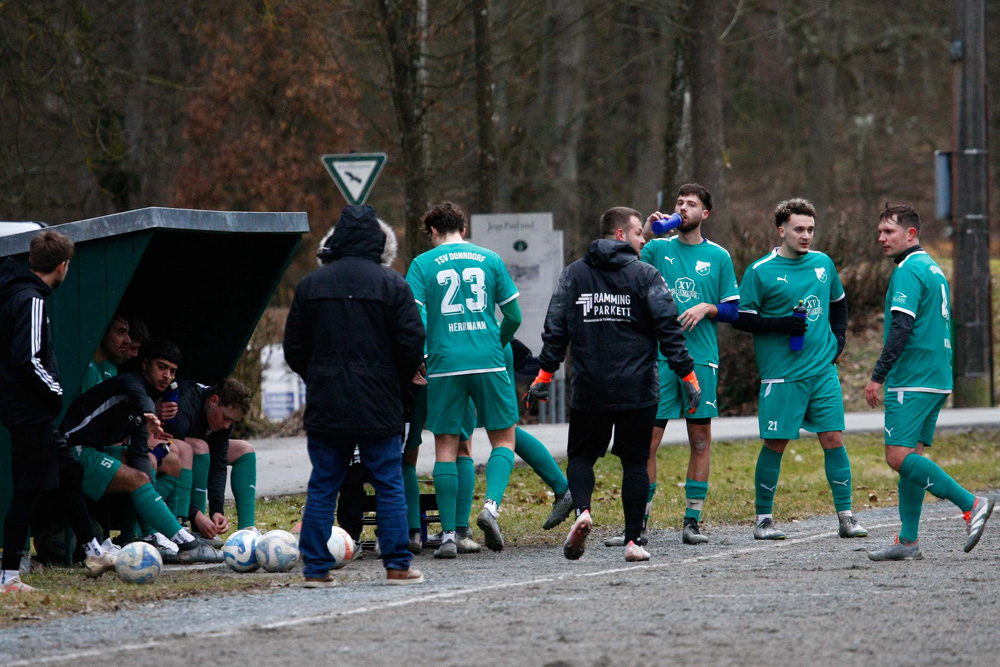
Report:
301,434,412,577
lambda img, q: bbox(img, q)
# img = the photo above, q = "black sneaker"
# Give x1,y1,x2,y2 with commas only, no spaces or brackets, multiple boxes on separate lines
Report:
682,517,708,544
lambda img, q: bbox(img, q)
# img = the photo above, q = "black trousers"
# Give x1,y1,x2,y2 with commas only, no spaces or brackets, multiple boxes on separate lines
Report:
566,405,656,544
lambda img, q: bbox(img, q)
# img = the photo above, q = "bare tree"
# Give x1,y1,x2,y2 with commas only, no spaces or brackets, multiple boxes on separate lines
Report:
374,0,431,262
472,0,498,213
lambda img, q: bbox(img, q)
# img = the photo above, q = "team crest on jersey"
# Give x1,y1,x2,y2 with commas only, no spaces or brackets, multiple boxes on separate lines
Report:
804,295,823,321
672,277,700,304
695,260,711,276
814,267,827,282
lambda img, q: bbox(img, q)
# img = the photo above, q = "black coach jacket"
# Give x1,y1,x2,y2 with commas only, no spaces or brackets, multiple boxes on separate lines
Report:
0,258,63,426
283,206,425,441
538,239,694,411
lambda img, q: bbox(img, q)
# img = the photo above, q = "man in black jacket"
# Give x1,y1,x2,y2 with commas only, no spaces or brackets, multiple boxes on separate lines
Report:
284,205,426,587
1,230,115,592
526,207,700,562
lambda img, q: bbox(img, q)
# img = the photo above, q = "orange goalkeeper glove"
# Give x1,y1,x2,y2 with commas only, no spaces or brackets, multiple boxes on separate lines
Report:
522,370,553,411
682,371,701,414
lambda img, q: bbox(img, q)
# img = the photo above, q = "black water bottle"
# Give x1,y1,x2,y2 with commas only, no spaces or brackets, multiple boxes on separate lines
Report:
789,301,807,351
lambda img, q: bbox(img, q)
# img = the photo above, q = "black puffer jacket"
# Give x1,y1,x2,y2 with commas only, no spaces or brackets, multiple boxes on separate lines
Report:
0,258,64,426
539,239,694,411
283,206,425,440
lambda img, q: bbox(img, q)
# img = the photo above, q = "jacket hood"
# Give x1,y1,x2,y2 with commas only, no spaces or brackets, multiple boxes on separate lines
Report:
0,257,49,300
584,239,639,270
317,205,386,264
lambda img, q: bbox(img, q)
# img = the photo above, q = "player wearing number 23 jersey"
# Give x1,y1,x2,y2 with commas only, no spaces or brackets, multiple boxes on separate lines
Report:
405,202,521,557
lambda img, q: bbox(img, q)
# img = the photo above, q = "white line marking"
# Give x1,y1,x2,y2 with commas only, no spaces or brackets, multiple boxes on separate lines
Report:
7,515,960,666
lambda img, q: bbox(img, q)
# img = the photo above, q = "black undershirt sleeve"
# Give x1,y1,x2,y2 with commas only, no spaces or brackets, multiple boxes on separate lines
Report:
871,310,915,383
829,297,848,362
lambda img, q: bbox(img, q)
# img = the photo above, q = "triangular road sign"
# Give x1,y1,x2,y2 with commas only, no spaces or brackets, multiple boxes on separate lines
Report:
320,153,388,206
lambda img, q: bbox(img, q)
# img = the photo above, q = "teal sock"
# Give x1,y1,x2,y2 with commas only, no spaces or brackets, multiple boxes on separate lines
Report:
131,482,182,537
456,456,475,529
645,482,657,521
514,427,568,495
823,446,853,512
899,452,976,512
155,473,179,519
402,462,421,532
191,453,210,516
138,465,160,536
897,475,926,543
484,447,515,507
175,468,193,520
230,452,257,529
433,462,458,532
685,479,708,521
754,445,784,515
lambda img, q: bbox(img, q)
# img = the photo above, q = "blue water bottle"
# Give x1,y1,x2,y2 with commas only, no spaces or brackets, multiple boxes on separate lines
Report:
651,213,683,235
789,301,807,351
163,381,179,424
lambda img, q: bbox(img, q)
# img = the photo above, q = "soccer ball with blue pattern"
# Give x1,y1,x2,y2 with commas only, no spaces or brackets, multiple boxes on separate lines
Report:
254,530,300,572
223,529,260,573
115,542,163,584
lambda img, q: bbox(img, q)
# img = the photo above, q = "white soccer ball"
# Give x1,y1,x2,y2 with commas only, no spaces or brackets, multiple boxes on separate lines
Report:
326,526,356,569
115,542,163,584
223,529,260,573
254,530,300,572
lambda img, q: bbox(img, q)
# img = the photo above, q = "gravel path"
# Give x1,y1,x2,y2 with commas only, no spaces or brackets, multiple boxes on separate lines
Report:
4,497,998,666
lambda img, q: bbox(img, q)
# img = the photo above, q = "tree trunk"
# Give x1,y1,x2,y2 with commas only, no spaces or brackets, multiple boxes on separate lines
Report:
663,0,695,207
805,0,836,217
375,0,430,263
472,0,498,214
687,1,729,247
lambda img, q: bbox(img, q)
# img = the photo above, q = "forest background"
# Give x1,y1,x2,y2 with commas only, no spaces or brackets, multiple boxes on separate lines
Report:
3,0,998,419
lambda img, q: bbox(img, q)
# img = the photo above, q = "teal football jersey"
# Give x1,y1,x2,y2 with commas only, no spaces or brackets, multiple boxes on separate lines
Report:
883,250,952,392
406,241,518,377
641,237,739,366
738,249,843,382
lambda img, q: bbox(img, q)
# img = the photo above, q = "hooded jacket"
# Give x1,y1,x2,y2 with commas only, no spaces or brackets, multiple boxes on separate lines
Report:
538,239,694,411
284,206,425,440
0,258,64,426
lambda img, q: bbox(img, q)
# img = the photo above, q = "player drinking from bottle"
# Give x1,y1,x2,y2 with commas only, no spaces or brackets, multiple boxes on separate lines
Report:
527,206,699,562
866,204,993,560
734,198,867,540
604,183,738,547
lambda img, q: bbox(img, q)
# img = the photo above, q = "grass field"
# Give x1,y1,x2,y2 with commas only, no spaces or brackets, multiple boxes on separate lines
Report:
3,427,998,628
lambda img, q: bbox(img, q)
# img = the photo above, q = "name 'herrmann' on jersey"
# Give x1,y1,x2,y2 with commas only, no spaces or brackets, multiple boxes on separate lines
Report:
406,241,519,378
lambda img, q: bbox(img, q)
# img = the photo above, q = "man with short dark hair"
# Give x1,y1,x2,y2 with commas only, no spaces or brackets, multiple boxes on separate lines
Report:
168,378,257,539
528,207,699,562
866,205,994,560
405,201,522,557
1,230,116,592
81,314,130,392
285,204,425,586
734,198,867,541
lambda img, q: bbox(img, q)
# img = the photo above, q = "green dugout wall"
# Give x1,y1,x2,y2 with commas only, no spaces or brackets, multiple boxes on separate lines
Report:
0,207,309,538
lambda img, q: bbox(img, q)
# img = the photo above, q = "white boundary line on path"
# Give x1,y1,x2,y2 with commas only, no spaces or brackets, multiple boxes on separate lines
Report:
8,515,961,667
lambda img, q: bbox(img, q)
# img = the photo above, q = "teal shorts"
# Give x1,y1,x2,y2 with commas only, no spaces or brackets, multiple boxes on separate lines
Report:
883,390,948,447
657,362,718,420
405,388,478,449
426,371,518,435
758,363,845,439
77,446,122,501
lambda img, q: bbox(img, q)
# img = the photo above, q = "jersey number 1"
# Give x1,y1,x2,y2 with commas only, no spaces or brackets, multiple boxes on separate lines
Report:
437,268,487,315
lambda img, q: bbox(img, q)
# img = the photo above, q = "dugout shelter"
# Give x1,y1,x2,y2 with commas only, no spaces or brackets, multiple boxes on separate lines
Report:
0,207,309,537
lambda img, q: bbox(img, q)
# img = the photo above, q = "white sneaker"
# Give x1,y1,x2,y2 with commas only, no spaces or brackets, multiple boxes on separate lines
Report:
101,538,123,557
